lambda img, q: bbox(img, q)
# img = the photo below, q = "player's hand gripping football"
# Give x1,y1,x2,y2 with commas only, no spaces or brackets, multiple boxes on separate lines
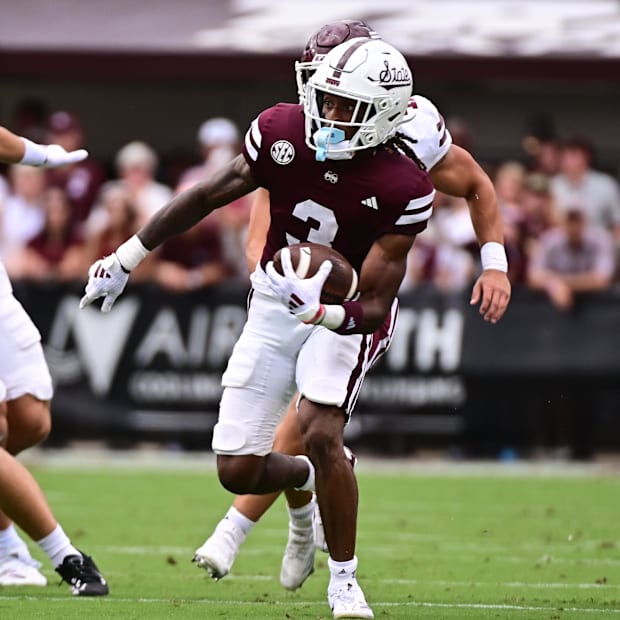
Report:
80,253,129,313
266,247,333,324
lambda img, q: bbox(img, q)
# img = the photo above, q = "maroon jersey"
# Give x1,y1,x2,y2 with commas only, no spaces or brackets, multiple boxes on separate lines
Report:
243,104,435,273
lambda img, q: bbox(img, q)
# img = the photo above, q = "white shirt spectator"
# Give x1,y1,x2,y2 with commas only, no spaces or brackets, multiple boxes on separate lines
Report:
550,169,620,231
114,141,173,225
0,165,46,259
530,217,615,278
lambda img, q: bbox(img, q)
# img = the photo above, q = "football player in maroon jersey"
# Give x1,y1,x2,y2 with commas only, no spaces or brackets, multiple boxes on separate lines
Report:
193,18,511,599
82,37,440,618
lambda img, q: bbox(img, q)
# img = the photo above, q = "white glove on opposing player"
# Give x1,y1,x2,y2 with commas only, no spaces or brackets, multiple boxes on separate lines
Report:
41,144,88,167
20,138,88,168
79,253,129,313
265,247,332,324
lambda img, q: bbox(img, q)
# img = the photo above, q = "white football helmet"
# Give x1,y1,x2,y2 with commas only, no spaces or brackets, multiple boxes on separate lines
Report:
304,38,414,161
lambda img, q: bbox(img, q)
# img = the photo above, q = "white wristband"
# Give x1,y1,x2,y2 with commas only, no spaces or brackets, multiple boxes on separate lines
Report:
19,138,48,166
316,304,346,330
115,235,150,271
480,242,508,272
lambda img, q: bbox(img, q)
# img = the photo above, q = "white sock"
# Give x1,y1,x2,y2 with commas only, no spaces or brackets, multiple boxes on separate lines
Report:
287,501,314,527
0,524,30,557
36,524,80,568
328,555,358,580
224,506,255,537
294,455,315,492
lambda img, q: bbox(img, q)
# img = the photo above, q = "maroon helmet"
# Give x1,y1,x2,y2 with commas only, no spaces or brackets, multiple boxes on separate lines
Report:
295,19,381,102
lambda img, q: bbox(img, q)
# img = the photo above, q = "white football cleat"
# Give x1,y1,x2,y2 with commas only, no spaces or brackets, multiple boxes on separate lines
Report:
328,578,374,619
0,553,47,586
192,519,246,580
280,506,315,590
314,446,357,553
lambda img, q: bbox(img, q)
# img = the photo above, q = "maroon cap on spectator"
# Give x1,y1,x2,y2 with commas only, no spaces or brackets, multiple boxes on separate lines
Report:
48,111,82,134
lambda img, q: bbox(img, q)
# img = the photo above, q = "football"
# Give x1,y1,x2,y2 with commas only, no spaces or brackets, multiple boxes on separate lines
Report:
272,242,358,305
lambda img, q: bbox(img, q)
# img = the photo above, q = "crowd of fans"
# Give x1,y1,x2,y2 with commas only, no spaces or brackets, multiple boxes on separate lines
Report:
0,109,254,294
1,106,619,312
401,127,620,311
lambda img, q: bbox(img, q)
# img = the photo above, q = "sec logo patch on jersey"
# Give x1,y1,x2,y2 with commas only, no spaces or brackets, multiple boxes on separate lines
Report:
270,140,295,165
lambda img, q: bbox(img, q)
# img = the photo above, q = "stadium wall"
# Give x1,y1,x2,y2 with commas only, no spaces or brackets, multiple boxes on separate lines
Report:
13,281,620,459
1,57,620,170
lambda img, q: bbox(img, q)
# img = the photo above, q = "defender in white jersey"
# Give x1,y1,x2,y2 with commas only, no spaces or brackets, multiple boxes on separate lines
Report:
193,19,511,601
0,126,109,595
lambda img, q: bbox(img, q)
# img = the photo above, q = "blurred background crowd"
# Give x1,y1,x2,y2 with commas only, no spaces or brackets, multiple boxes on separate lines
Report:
2,1,620,458
1,103,619,313
0,109,254,293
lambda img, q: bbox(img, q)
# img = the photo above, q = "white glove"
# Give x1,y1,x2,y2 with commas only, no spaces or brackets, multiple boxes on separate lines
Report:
79,253,129,313
20,138,88,168
41,144,88,167
265,247,332,324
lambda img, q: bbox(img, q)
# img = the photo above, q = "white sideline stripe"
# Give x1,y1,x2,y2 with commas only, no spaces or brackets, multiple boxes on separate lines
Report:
93,545,620,567
382,578,618,590
0,596,618,614
223,576,620,589
50,544,620,590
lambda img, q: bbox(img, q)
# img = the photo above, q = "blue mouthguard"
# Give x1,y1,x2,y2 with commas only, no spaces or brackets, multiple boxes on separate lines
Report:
315,127,346,162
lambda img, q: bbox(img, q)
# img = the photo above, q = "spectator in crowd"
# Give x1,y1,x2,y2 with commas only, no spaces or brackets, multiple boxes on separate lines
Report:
493,161,527,282
521,113,561,177
177,117,241,191
177,118,254,281
526,138,562,178
550,137,620,237
114,141,173,225
0,165,47,261
494,161,526,232
5,187,86,282
527,207,615,311
83,183,154,282
45,111,106,226
493,163,562,284
519,173,560,240
509,172,560,284
11,98,50,145
152,218,230,293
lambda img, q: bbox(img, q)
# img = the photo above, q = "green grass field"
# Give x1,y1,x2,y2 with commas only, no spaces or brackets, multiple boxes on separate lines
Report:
1,456,620,619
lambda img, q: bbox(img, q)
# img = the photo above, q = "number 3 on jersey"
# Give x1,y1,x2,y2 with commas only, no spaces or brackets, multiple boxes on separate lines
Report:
285,199,338,247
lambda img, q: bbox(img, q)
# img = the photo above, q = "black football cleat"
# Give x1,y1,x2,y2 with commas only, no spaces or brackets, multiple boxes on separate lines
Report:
55,552,109,596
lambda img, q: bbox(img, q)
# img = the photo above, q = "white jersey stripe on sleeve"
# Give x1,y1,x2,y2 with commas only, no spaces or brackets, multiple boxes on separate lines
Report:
244,132,258,161
396,189,435,225
403,190,436,212
244,118,262,162
244,130,258,161
250,118,262,149
396,205,433,225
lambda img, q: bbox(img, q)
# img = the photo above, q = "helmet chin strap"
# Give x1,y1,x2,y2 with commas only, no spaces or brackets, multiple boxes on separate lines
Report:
313,127,353,162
